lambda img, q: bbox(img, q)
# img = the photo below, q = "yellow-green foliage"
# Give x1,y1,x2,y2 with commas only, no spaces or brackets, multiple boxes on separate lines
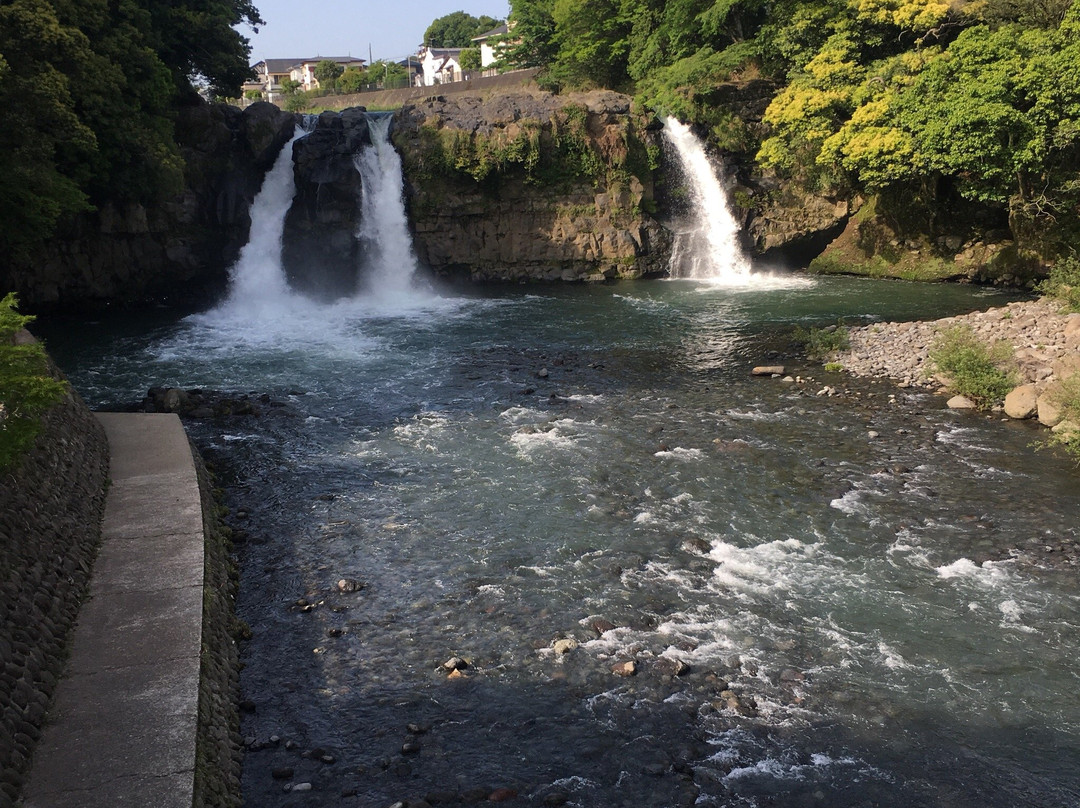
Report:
1037,255,1080,313
0,294,68,470
928,324,1017,409
1046,373,1080,461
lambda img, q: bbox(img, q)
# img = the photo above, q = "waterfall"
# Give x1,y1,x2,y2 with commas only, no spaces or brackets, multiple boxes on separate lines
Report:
354,113,425,303
219,126,306,317
663,118,755,284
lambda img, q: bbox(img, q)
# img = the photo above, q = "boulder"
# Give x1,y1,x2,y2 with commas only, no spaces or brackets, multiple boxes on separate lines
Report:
1064,313,1080,345
1052,419,1080,440
752,365,785,376
1038,392,1064,427
947,395,977,409
1003,384,1038,419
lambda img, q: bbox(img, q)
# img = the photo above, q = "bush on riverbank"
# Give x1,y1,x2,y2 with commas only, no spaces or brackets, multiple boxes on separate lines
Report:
928,324,1017,409
0,294,68,469
795,321,850,360
1045,374,1080,461
1038,256,1080,313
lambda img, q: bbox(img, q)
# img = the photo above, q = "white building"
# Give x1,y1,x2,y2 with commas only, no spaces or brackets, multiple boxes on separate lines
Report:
245,58,303,104
418,46,464,86
472,23,510,73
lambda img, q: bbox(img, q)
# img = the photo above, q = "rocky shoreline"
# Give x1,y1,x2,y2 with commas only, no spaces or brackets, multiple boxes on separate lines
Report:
837,296,1080,432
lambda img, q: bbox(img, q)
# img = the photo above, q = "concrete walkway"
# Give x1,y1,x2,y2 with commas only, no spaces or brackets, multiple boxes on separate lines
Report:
22,413,204,808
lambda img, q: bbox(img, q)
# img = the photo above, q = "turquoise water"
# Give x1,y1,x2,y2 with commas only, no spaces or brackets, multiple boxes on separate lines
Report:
41,275,1080,807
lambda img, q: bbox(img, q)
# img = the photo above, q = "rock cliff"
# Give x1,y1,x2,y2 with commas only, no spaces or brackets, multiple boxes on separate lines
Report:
392,90,672,282
283,108,372,298
1,101,297,310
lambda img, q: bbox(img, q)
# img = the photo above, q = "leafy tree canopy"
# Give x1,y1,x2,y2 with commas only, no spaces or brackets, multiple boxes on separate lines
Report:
424,11,501,48
0,0,261,265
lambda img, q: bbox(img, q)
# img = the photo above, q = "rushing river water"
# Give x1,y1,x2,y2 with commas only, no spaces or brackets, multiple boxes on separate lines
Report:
39,274,1080,808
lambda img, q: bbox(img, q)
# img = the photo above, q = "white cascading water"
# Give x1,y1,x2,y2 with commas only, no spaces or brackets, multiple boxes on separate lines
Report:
219,126,306,317
354,114,425,303
663,118,755,284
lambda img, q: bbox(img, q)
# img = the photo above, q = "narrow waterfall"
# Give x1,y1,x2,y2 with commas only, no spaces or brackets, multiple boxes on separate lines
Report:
220,126,306,316
663,118,754,284
354,113,424,302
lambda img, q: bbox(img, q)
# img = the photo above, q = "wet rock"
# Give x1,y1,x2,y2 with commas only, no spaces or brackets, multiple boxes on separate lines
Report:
552,638,578,654
779,667,806,682
612,660,637,677
543,789,570,806
442,656,468,671
643,762,667,776
653,657,689,677
407,722,430,735
488,787,518,801
537,368,549,378
401,741,422,754
589,618,616,635
425,789,459,803
752,365,785,376
288,782,313,792
271,766,294,780
336,578,364,593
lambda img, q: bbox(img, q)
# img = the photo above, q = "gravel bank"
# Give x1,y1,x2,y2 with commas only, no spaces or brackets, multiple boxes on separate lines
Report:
839,297,1080,392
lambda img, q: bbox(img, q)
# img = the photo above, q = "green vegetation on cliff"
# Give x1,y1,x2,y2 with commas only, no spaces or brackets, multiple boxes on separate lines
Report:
0,0,262,264
504,0,1080,261
401,103,647,191
0,294,68,469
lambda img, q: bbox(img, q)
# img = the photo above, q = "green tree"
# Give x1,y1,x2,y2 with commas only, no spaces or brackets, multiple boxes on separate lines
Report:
313,58,344,88
0,294,68,470
0,0,261,266
459,47,482,71
143,0,264,98
424,11,500,47
503,0,559,68
337,67,366,93
546,0,634,89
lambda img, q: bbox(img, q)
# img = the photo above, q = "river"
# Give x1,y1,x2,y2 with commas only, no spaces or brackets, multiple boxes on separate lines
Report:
38,273,1080,807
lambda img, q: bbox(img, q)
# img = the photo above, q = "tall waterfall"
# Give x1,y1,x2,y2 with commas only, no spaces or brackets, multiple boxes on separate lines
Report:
219,126,306,317
354,113,424,303
663,118,754,284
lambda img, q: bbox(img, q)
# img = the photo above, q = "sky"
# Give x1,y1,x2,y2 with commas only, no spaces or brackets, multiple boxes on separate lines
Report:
242,1,513,65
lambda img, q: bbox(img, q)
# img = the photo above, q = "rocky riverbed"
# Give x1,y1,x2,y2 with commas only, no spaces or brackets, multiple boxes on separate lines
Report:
838,296,1080,418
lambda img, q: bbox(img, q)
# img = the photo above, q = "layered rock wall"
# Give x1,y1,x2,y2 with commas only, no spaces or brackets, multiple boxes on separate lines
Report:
393,90,672,282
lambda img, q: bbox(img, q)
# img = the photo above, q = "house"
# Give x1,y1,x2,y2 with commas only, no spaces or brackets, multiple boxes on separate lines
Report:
289,56,367,92
244,56,366,103
472,23,510,74
245,58,304,104
417,46,464,86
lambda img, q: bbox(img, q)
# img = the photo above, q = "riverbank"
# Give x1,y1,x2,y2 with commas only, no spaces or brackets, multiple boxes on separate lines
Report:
836,295,1080,431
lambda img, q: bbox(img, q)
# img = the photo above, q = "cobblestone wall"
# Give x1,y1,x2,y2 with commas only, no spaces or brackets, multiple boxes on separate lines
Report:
0,383,108,808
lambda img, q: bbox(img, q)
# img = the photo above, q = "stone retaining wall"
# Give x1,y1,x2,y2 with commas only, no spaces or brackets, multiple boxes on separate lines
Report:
192,448,245,808
0,382,109,808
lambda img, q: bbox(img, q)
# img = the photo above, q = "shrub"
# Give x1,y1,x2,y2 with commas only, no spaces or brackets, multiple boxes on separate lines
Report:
794,321,850,360
927,324,1017,409
0,294,68,469
1044,374,1080,462
1037,255,1080,313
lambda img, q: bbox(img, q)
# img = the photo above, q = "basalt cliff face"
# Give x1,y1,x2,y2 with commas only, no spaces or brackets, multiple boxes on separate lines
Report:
392,90,672,282
1,101,297,310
